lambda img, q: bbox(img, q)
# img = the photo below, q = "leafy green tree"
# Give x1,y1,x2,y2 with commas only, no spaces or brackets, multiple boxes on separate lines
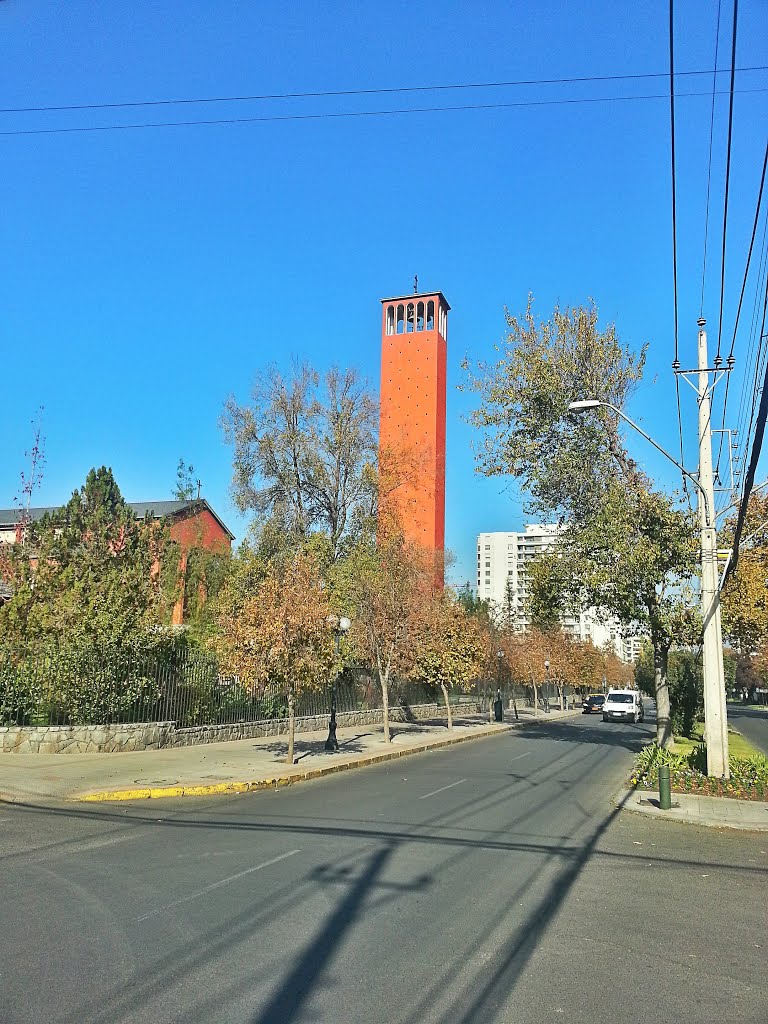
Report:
455,582,493,624
462,297,646,520
0,467,172,648
667,651,702,738
464,298,698,748
529,484,699,746
174,458,198,501
181,547,232,637
635,643,703,739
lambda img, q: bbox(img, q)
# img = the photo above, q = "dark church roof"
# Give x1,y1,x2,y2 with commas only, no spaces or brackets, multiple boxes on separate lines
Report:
0,499,235,540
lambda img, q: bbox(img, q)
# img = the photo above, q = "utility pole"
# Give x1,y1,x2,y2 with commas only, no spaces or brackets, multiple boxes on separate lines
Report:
697,318,730,778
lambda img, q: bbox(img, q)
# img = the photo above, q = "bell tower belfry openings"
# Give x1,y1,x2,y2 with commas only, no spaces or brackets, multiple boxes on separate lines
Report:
379,289,449,580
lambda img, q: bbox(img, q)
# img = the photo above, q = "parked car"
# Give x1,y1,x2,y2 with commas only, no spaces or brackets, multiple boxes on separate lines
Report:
602,689,644,723
582,693,606,714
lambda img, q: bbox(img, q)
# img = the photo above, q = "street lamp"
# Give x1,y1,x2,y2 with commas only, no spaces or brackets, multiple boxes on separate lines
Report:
567,400,710,524
325,615,351,752
568,394,728,776
495,650,504,723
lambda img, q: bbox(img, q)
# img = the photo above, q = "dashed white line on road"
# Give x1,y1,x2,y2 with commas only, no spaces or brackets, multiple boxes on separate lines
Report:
137,849,301,921
418,779,467,800
509,752,532,762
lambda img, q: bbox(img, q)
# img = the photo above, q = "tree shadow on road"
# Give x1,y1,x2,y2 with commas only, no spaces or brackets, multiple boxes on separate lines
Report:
257,733,369,762
513,718,652,755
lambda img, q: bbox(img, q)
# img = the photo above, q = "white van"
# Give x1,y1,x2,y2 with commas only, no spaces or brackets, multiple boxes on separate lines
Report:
602,689,644,724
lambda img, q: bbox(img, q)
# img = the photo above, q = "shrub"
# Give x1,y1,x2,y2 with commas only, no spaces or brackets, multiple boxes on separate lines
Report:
0,655,46,725
631,743,768,800
0,633,218,727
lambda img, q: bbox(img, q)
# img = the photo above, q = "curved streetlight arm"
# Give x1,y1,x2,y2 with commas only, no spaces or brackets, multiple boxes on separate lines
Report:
567,399,711,527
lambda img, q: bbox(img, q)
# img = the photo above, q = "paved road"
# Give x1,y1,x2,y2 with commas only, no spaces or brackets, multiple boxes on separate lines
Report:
728,704,768,756
1,714,766,1024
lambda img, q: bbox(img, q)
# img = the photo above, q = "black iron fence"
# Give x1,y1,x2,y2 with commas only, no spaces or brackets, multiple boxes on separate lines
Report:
0,644,457,729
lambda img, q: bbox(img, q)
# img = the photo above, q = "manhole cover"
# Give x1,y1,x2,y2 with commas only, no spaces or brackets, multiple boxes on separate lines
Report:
135,779,179,786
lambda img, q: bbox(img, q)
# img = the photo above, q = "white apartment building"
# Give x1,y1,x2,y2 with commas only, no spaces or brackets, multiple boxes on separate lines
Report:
621,636,644,663
476,525,630,660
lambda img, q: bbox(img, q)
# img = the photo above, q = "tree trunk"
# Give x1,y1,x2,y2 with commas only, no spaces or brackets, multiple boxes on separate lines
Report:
381,673,391,743
558,682,564,712
530,672,539,716
286,685,296,764
654,643,672,748
441,682,453,730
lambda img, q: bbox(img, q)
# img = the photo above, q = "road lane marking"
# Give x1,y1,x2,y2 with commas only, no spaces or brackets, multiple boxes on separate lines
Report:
509,752,532,762
137,849,300,921
418,779,467,800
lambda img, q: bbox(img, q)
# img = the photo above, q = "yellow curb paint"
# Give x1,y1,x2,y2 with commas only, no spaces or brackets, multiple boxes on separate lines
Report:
76,723,516,802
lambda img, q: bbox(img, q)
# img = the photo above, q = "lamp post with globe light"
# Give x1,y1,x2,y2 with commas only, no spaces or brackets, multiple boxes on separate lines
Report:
495,651,505,723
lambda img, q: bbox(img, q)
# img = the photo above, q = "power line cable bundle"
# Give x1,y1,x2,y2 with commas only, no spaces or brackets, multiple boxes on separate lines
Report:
722,273,768,587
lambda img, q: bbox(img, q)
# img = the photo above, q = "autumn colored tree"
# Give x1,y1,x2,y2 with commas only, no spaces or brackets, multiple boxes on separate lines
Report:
720,492,768,653
571,640,603,693
410,594,485,729
503,629,549,714
343,534,431,742
212,547,337,764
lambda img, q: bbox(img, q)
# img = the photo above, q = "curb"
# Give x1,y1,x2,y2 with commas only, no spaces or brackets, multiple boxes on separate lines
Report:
76,721,519,802
612,784,768,831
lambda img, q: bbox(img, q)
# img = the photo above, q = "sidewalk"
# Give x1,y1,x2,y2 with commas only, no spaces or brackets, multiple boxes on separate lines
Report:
0,707,580,804
617,786,768,831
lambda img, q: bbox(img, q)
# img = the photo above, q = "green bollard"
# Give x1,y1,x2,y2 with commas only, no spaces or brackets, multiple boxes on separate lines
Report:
658,764,672,810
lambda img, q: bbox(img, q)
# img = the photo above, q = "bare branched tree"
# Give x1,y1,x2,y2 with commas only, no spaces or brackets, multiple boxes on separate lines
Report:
222,364,377,559
14,407,46,550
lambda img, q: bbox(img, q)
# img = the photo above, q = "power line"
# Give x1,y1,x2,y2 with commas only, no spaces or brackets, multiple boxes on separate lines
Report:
670,0,686,491
715,0,740,364
732,215,768,476
715,219,767,521
670,0,680,369
700,0,723,317
722,273,768,588
2,65,767,115
2,87,766,138
726,142,768,363
715,140,768,477
736,259,768,507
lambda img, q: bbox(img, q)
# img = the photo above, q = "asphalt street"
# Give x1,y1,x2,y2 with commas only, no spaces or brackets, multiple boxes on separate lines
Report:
1,713,765,1024
728,704,768,756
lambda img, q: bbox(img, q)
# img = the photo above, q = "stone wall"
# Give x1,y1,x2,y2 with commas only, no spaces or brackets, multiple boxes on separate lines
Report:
0,721,176,754
168,700,483,747
0,701,484,754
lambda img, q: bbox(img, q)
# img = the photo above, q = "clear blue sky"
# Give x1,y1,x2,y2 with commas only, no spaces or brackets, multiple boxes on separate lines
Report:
2,1,766,587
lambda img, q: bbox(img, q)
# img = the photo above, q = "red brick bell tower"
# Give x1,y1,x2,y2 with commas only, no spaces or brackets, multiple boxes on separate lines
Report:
379,287,449,581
